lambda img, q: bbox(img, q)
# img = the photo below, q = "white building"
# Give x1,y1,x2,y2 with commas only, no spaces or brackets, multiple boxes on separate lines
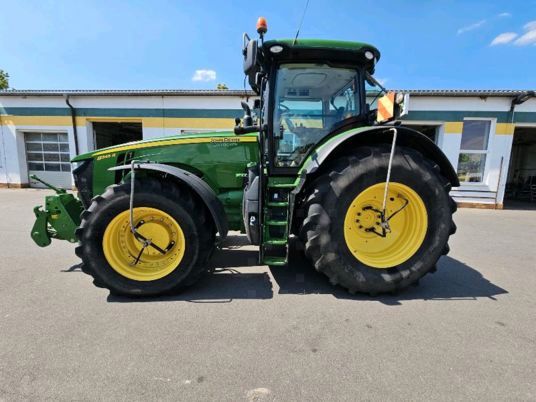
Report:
1,89,535,208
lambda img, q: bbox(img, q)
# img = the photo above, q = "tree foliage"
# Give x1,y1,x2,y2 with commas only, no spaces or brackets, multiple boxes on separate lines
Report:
0,69,9,90
216,83,228,90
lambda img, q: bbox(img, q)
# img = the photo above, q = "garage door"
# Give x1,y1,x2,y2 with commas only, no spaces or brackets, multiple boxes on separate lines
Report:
25,132,72,189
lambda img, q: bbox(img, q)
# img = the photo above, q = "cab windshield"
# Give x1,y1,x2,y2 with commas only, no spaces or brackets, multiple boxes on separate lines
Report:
273,63,362,167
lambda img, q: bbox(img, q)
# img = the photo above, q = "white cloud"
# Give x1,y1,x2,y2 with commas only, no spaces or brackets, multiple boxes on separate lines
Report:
377,78,388,86
514,29,536,46
192,69,216,82
523,20,536,31
497,12,511,18
490,32,518,46
489,20,536,47
457,19,486,35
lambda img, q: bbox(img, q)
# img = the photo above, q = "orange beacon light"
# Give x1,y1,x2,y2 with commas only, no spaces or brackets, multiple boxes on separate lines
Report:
256,17,268,35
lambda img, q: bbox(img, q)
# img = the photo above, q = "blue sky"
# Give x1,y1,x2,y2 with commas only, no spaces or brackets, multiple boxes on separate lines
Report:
1,0,535,90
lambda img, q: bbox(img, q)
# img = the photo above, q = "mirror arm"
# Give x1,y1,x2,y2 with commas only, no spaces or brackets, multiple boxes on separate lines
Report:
365,71,389,94
234,125,260,135
242,33,251,54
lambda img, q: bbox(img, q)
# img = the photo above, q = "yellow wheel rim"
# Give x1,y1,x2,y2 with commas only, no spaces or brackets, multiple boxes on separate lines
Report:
343,182,428,269
102,207,186,281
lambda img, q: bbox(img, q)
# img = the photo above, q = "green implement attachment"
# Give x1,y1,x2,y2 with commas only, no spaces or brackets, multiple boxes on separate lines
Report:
30,175,83,247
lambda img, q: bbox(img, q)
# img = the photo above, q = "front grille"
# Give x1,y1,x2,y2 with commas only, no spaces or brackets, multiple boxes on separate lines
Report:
72,159,94,208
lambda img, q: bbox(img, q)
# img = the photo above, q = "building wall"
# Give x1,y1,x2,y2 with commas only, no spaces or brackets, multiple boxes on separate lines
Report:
1,92,536,207
0,94,246,187
404,96,536,207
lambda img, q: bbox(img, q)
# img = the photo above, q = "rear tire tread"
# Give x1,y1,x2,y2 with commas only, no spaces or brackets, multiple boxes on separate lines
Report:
298,145,456,295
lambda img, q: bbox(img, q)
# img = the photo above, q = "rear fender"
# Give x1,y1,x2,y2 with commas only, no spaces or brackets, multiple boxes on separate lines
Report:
110,163,228,239
297,126,459,191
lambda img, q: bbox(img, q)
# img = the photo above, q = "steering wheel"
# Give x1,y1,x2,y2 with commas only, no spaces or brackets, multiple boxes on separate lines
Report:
279,104,296,132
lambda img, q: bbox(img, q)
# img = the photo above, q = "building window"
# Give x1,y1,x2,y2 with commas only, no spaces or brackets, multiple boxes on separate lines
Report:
457,119,491,183
24,132,71,173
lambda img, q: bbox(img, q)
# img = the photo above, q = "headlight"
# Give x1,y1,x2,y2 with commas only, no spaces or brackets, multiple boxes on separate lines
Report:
270,45,284,54
71,161,85,170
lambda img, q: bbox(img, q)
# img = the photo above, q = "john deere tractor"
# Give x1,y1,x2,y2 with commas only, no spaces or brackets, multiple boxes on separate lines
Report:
31,19,457,297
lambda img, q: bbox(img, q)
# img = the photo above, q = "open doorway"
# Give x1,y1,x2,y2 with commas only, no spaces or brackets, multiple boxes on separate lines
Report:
505,126,536,209
93,122,143,150
402,123,440,144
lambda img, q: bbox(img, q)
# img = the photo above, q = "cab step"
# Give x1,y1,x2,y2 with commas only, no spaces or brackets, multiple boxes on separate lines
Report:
265,220,287,226
266,201,289,207
267,183,295,188
261,177,294,266
264,239,287,245
263,256,287,266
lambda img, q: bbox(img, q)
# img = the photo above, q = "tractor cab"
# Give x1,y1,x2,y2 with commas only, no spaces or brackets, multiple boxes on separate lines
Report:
237,20,403,174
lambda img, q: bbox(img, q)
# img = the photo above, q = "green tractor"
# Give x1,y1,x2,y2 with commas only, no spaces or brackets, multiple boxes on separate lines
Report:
31,20,457,297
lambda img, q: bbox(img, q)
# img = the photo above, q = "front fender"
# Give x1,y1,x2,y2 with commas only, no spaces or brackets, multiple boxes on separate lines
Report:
110,163,228,239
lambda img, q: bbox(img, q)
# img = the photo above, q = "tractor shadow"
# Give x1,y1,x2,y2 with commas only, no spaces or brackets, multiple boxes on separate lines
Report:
270,240,508,305
108,235,273,303
106,235,507,304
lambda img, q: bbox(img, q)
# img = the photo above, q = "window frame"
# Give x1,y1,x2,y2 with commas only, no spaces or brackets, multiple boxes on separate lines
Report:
457,117,495,185
267,62,366,175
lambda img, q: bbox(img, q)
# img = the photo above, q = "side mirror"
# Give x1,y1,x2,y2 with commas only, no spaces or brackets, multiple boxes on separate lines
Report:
376,91,409,124
234,101,260,135
241,101,253,127
243,35,259,76
243,37,258,75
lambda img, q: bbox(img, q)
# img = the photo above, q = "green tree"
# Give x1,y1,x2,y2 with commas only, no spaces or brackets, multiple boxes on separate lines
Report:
0,69,9,90
216,83,228,90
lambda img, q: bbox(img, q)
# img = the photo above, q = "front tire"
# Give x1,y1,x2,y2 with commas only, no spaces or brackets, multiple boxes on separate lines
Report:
299,145,457,295
75,177,215,296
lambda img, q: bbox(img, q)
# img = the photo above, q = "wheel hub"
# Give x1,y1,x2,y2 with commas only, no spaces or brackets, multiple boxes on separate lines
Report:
103,207,186,281
343,182,428,269
355,208,380,232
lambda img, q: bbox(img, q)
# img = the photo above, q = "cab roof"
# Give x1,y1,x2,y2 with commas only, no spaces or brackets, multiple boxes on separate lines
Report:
262,39,380,72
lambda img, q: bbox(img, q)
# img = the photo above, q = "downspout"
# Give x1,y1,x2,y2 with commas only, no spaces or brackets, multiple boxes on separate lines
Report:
64,94,80,155
509,90,535,123
0,114,10,187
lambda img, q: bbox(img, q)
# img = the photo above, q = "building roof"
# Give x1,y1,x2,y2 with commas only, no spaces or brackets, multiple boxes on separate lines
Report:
0,89,534,97
398,89,535,97
0,89,256,97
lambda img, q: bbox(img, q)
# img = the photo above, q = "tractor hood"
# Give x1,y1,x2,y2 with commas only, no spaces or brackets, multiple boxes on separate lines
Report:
71,131,243,162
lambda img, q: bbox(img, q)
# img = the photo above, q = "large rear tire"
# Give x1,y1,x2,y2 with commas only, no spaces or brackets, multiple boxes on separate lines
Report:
299,145,457,295
75,177,215,296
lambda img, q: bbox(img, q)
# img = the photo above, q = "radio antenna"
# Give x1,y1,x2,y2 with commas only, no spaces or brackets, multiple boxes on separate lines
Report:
293,0,310,45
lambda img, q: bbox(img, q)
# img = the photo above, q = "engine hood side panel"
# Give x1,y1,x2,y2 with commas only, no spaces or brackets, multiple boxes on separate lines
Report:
82,133,258,231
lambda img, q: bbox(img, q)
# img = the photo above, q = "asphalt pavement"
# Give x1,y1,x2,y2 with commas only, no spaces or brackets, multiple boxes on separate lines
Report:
0,188,535,401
